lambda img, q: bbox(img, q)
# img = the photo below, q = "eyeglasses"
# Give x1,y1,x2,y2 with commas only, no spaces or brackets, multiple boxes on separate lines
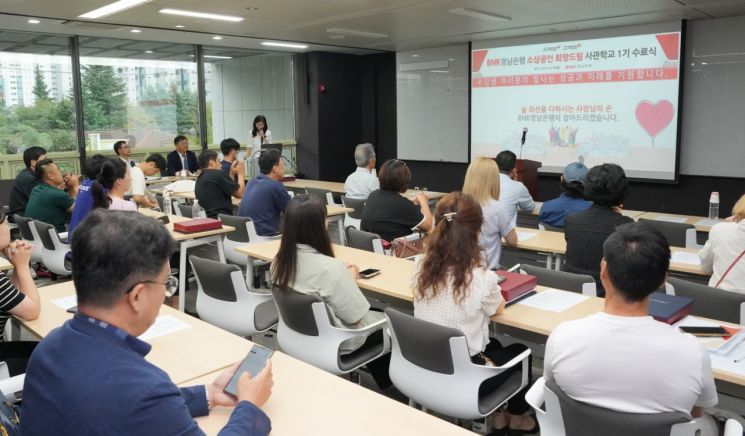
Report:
126,276,178,298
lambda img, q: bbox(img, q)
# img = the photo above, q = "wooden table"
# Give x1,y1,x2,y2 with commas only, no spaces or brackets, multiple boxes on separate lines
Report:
21,282,251,385
236,241,416,302
530,202,646,219
491,286,745,391
182,353,474,436
637,212,718,233
283,178,448,201
0,257,11,272
137,209,235,312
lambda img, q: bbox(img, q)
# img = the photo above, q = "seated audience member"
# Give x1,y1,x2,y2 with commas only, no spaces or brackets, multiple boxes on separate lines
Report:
0,205,41,376
220,138,242,180
544,222,718,423
25,159,79,233
699,194,745,293
130,153,167,209
166,135,198,176
344,143,379,200
463,157,518,270
413,192,536,434
538,161,591,228
360,159,433,242
195,150,245,219
21,210,273,435
564,163,633,293
91,158,137,211
8,146,46,220
113,140,135,167
238,149,290,236
271,195,390,387
68,154,108,236
496,150,535,225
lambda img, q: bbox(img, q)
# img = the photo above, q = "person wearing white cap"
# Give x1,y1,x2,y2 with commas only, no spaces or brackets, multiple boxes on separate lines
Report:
538,161,591,228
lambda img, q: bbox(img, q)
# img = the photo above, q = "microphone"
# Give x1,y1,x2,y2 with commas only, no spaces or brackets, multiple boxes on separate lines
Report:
521,127,528,145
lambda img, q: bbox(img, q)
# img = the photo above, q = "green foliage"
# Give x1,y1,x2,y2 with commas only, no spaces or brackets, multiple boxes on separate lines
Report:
81,64,127,130
32,65,50,101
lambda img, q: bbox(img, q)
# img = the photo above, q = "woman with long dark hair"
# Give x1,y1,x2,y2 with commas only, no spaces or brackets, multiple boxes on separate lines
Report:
271,195,390,387
91,158,136,211
249,115,272,155
413,192,537,435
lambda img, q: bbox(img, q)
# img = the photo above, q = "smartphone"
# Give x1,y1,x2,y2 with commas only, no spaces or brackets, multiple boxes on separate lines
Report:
359,268,381,279
66,306,78,314
223,345,273,397
678,326,728,337
157,215,170,225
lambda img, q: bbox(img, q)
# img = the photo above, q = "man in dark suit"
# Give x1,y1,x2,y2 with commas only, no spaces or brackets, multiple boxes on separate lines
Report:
166,135,199,176
20,210,274,435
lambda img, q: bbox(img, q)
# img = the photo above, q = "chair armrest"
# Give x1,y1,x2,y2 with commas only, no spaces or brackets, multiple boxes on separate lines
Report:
0,373,24,400
524,377,546,413
492,348,531,370
330,316,388,334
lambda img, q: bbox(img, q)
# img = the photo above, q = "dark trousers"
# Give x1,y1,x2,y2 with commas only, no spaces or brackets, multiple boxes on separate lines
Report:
471,339,532,415
358,329,392,389
0,341,38,377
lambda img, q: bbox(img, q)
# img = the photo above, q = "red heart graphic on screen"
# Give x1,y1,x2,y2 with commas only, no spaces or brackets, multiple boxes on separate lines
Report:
635,100,674,138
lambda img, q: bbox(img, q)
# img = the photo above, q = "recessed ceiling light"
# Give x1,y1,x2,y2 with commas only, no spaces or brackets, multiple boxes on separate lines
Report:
412,54,419,58
448,58,455,61
448,8,511,22
430,70,450,73
145,50,153,54
28,19,41,24
326,28,388,39
130,29,141,33
261,41,308,49
174,25,185,28
159,8,244,22
204,55,233,59
212,36,223,40
79,0,151,19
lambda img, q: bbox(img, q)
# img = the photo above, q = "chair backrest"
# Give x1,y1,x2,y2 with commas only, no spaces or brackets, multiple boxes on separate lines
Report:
345,227,381,253
639,218,694,248
341,196,366,219
178,203,193,218
13,215,35,241
384,308,463,375
520,264,597,296
271,287,325,336
544,379,695,436
218,214,251,243
305,187,332,205
189,256,240,302
668,276,745,325
32,221,57,251
155,195,165,211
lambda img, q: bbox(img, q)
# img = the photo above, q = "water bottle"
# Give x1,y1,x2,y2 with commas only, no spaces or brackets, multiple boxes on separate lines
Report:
192,200,206,219
708,192,720,220
163,192,172,216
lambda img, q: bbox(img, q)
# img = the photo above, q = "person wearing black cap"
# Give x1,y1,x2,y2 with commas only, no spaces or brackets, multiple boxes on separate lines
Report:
538,161,592,228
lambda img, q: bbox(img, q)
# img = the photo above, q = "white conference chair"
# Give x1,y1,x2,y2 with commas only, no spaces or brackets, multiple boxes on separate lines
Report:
31,220,71,277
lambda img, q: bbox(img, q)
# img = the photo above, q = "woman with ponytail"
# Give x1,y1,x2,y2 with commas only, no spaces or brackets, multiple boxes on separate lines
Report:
412,192,537,435
91,158,136,211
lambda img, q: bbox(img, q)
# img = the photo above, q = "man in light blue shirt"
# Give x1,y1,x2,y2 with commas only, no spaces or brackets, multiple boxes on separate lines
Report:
496,150,535,225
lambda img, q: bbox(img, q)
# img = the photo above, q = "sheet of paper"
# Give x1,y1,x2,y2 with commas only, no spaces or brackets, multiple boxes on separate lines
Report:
694,219,719,227
516,231,537,242
138,315,191,341
163,180,195,193
51,295,78,311
654,215,688,223
517,288,589,313
671,251,701,266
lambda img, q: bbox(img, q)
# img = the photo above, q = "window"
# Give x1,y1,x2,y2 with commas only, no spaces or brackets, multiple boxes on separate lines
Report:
78,37,199,153
0,31,77,175
204,47,295,151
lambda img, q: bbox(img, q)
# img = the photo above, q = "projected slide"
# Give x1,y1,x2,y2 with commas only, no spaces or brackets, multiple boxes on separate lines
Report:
471,32,681,180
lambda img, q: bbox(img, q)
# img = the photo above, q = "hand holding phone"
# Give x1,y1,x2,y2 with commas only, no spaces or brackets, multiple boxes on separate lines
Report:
223,345,273,399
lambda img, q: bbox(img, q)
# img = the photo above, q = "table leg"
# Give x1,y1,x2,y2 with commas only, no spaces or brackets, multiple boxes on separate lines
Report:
179,241,187,312
215,236,226,263
554,254,563,271
545,253,554,269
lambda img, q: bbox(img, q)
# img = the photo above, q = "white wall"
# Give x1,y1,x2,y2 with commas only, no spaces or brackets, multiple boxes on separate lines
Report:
209,53,295,145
